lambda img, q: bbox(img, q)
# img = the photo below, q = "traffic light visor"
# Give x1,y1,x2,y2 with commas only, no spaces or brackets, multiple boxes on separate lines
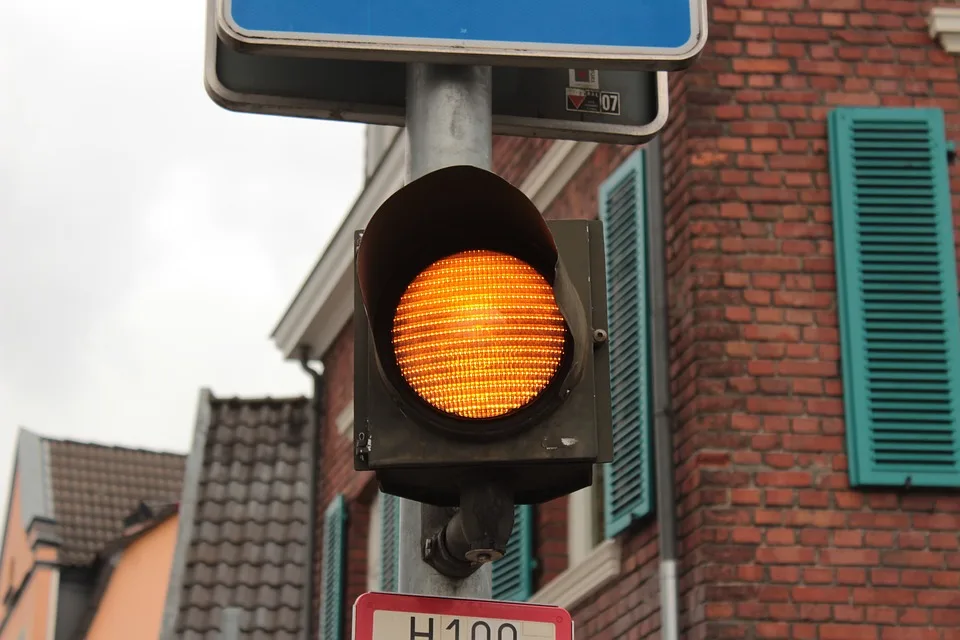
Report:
357,165,592,437
392,249,567,419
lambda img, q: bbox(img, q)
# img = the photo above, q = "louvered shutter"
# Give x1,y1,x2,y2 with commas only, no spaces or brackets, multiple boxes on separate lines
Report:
379,492,400,592
491,505,534,601
828,107,960,488
320,495,347,640
599,149,655,538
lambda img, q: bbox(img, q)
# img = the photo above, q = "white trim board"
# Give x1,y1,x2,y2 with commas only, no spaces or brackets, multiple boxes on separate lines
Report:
528,539,621,610
271,139,598,361
929,7,960,54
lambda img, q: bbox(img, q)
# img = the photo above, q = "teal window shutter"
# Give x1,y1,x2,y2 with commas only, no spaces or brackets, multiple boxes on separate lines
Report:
599,149,655,538
491,505,534,601
379,492,400,592
320,495,348,640
828,106,960,488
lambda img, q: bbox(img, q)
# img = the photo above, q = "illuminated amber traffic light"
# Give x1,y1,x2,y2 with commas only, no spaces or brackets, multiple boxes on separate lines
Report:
392,249,568,420
354,164,612,507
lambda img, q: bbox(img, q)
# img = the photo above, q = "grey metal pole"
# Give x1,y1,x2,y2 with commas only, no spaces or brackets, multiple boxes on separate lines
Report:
645,136,680,640
399,61,494,598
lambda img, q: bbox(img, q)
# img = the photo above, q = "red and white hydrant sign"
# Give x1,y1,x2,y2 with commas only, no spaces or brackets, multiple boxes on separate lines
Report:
353,592,574,640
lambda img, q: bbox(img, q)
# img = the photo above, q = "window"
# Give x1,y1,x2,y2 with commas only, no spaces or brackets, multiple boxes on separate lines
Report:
827,106,960,488
492,506,535,601
565,148,657,568
320,495,347,640
599,149,656,535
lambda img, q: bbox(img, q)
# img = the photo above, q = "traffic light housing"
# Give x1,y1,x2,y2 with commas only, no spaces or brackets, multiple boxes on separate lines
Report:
354,165,612,507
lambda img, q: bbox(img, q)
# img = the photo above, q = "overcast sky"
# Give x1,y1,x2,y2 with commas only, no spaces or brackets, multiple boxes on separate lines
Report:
0,0,365,510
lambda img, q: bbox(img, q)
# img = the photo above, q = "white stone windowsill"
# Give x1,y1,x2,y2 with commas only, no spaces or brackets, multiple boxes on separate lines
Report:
929,7,960,54
528,539,621,611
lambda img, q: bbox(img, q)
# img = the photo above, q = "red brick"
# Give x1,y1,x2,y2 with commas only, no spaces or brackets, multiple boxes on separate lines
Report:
756,546,817,564
822,624,878,640
822,549,880,566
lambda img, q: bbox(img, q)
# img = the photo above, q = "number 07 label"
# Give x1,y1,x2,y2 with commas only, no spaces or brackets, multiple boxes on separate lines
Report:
565,87,621,116
353,593,574,640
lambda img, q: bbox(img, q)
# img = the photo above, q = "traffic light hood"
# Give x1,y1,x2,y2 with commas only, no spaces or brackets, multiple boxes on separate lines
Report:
356,164,592,435
357,165,559,318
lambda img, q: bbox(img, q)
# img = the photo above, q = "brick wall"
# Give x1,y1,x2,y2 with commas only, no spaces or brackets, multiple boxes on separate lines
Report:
668,2,960,639
312,1,960,638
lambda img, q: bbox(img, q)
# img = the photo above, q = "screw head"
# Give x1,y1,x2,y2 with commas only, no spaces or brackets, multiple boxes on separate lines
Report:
593,328,608,344
465,549,502,563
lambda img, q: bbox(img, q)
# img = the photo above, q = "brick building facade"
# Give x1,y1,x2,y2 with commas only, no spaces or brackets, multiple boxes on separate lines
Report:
272,2,960,639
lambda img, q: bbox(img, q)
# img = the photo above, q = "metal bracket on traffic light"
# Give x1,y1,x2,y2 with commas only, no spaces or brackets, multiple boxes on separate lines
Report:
421,481,515,578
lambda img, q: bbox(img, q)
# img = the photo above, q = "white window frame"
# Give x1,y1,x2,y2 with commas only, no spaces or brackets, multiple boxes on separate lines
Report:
566,466,605,566
527,464,620,610
529,511,619,610
336,400,354,438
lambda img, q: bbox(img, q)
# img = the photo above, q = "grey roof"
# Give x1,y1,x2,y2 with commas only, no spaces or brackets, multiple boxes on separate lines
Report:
45,439,185,566
0,427,187,570
163,390,313,640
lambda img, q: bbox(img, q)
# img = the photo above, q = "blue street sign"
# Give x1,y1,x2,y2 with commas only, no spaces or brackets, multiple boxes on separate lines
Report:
217,0,707,70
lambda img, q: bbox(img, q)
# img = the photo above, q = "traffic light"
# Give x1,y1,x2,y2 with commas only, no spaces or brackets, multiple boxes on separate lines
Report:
354,165,612,507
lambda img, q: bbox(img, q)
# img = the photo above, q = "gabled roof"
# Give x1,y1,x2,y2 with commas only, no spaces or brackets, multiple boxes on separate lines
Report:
45,438,186,566
162,389,313,640
0,428,186,569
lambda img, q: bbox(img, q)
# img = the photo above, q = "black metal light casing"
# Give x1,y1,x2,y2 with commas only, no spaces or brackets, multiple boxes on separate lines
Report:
353,165,612,507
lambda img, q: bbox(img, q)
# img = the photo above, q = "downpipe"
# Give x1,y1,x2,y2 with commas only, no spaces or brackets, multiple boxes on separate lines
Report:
299,346,325,640
645,136,680,640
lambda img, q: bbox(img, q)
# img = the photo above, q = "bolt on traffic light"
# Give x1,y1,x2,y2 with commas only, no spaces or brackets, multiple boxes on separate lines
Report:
354,165,612,507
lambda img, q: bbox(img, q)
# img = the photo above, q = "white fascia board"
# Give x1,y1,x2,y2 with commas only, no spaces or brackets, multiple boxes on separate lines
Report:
929,7,960,53
271,138,598,361
271,134,406,359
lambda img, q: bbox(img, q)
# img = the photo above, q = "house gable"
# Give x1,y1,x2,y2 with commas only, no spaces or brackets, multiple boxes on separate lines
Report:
0,433,61,640
84,515,179,640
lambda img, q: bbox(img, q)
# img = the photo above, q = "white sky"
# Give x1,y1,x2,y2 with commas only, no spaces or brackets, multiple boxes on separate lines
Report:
0,0,365,512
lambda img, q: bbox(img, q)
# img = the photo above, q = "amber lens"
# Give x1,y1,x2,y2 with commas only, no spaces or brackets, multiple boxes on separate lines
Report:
391,249,567,420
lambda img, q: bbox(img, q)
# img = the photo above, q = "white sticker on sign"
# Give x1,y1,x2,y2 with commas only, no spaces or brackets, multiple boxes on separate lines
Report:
568,69,600,90
372,610,557,640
